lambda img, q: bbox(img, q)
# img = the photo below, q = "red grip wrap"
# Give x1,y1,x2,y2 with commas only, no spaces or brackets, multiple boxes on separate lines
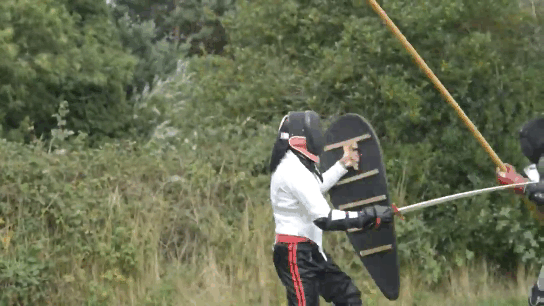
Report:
374,217,381,229
392,204,405,220
496,163,528,195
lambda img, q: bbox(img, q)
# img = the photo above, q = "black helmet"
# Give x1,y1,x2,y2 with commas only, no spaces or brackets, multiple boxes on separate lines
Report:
269,111,325,173
285,111,325,162
519,116,544,164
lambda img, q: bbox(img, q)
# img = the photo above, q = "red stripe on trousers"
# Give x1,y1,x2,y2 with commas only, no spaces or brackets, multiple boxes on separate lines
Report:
288,244,302,305
288,243,306,306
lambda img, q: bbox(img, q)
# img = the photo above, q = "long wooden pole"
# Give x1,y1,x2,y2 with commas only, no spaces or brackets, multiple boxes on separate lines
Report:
367,0,507,172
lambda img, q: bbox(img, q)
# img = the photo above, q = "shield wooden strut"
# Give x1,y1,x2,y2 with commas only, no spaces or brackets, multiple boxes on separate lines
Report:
319,113,400,300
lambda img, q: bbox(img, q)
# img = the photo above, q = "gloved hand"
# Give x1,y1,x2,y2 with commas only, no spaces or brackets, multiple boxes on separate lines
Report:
496,163,528,195
373,206,394,228
359,205,394,229
526,182,544,207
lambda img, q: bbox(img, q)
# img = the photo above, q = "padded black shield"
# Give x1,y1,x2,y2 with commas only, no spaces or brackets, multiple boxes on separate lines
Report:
319,113,400,300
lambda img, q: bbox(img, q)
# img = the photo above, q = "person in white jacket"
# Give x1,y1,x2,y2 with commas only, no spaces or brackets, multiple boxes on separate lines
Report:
269,111,393,306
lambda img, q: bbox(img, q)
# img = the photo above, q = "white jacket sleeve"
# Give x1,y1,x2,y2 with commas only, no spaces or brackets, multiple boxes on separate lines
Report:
319,161,348,194
287,168,332,221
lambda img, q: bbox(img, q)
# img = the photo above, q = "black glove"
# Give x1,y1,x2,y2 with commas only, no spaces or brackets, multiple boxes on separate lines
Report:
359,205,394,229
313,206,395,232
526,182,544,207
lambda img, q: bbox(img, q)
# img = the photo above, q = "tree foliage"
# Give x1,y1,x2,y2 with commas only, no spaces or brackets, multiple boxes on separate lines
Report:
0,0,138,143
110,0,232,96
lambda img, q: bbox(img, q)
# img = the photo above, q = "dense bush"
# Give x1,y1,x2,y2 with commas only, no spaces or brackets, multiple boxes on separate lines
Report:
0,99,284,304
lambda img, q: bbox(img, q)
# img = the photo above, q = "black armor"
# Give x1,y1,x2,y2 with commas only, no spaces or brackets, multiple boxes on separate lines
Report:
520,116,544,209
314,206,393,232
520,117,544,165
519,117,544,306
525,157,544,209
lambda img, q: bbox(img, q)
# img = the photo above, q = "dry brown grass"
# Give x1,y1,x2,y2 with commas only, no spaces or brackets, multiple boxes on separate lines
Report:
99,197,536,306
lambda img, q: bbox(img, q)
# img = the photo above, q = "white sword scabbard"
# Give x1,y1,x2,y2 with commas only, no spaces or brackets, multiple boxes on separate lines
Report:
392,181,536,219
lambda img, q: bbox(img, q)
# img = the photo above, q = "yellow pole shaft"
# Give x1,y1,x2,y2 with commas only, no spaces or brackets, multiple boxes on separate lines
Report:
367,0,507,172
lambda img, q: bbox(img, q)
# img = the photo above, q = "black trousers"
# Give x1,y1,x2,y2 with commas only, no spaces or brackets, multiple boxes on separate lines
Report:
273,241,363,306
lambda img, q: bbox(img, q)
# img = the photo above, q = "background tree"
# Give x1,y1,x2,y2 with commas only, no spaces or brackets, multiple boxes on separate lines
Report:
0,0,137,143
110,0,233,97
